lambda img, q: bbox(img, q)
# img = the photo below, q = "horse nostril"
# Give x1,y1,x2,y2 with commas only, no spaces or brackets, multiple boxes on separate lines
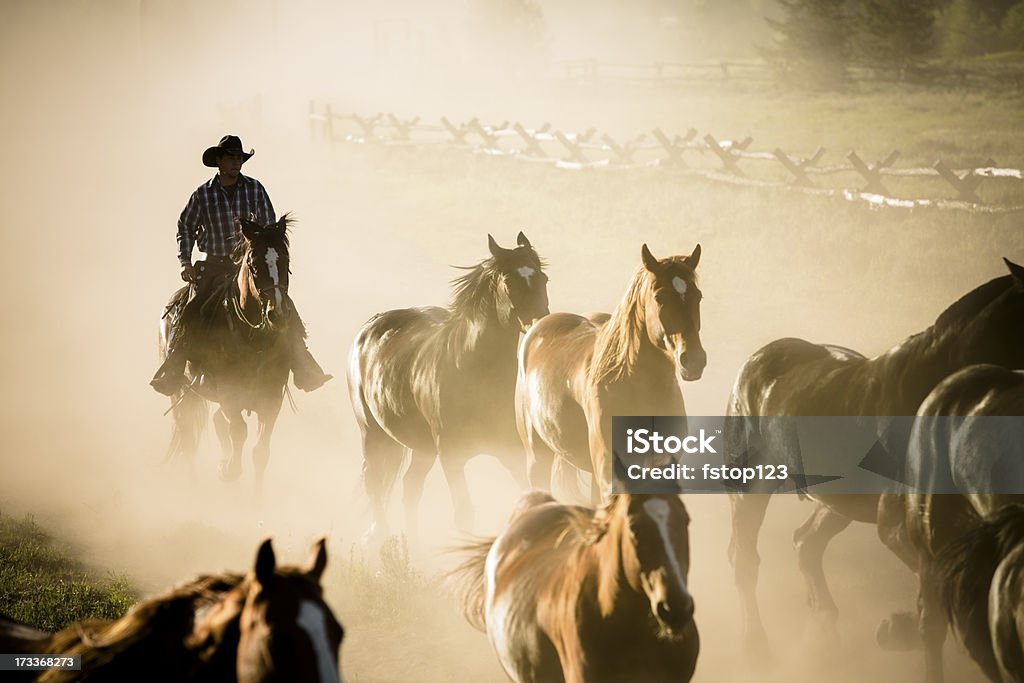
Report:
657,596,694,628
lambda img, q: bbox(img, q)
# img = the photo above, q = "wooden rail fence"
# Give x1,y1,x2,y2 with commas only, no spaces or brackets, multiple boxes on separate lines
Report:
309,102,1024,214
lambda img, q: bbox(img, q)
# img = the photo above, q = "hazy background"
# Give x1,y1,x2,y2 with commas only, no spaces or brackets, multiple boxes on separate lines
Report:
2,1,1023,681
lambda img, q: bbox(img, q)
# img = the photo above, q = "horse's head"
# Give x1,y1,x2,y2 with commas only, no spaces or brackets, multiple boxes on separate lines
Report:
237,538,345,683
238,215,292,329
640,243,706,381
488,231,550,331
617,494,695,639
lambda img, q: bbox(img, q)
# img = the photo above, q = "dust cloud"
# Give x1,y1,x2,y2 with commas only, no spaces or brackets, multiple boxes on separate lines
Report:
0,2,1018,682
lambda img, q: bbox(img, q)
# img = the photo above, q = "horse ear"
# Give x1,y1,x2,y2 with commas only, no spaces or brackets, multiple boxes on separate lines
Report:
641,244,659,272
516,231,532,249
488,234,510,259
239,216,258,241
306,537,328,582
1004,257,1024,286
687,243,701,268
254,538,276,585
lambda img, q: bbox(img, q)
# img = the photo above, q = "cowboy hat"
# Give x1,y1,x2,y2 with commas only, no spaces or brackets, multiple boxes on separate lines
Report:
202,135,254,167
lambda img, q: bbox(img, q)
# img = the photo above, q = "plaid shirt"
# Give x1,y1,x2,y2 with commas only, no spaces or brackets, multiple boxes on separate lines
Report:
176,173,276,266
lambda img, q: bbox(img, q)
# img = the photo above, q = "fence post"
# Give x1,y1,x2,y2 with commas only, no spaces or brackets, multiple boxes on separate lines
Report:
703,133,746,176
773,146,824,187
933,159,990,202
847,150,898,194
514,122,546,157
554,131,588,163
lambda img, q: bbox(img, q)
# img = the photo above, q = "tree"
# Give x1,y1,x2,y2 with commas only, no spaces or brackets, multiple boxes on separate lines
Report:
855,0,937,76
764,0,851,89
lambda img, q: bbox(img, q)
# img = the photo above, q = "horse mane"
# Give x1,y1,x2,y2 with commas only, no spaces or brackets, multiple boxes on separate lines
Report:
448,258,503,321
39,572,246,682
231,213,294,264
930,503,1024,674
590,265,652,385
934,275,1012,329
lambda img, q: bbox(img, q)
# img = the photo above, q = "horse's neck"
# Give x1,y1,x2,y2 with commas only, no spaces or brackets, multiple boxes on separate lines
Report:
237,267,259,315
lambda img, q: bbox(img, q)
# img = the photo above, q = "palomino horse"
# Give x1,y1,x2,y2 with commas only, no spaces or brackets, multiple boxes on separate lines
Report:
726,258,1024,656
0,538,344,682
516,244,705,501
348,233,549,536
929,504,1024,683
451,491,699,683
876,364,1024,682
160,216,296,484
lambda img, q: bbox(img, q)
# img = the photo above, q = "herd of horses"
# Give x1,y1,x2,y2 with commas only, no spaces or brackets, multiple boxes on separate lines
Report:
13,221,1015,681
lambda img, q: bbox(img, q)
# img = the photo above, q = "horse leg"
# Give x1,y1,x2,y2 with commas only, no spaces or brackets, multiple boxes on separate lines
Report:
360,426,404,541
875,493,929,651
402,449,435,539
526,433,555,492
793,503,852,636
216,407,247,482
919,572,948,683
439,451,474,533
495,448,529,490
252,400,283,491
729,492,773,658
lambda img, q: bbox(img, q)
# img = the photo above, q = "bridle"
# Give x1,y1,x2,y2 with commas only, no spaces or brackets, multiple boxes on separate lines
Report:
231,249,289,331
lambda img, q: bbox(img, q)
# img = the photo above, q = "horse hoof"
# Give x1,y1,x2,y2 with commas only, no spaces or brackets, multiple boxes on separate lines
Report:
219,463,242,483
876,612,920,651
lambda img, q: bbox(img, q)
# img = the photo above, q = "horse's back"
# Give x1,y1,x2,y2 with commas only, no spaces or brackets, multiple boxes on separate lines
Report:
728,337,865,418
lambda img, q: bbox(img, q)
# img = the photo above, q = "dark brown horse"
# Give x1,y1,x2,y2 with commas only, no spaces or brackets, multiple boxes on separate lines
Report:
160,216,296,484
516,244,705,502
1,538,343,682
348,233,549,537
726,258,1024,657
451,491,699,683
875,364,1024,682
928,504,1024,683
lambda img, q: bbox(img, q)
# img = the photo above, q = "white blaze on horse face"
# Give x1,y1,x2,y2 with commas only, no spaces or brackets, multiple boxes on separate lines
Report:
642,499,688,596
297,600,341,683
517,266,536,288
672,276,688,300
265,248,283,309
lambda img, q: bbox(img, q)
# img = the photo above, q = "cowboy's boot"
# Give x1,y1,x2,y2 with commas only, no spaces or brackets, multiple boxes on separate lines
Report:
290,334,332,391
150,345,187,396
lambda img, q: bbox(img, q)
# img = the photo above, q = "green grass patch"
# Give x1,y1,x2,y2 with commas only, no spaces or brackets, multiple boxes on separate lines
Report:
327,536,433,625
0,512,137,632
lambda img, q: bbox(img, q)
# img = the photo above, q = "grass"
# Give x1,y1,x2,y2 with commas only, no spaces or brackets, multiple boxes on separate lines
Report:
0,511,136,632
327,536,433,625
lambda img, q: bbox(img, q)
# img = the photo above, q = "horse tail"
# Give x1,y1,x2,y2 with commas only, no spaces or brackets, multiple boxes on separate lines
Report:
164,389,207,463
991,541,1024,681
446,538,495,633
930,503,1024,679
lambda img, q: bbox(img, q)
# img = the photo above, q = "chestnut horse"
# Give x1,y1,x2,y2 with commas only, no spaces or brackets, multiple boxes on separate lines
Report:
451,491,699,683
160,216,298,484
876,364,1024,682
726,258,1024,657
348,233,549,537
0,538,344,682
516,244,705,502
